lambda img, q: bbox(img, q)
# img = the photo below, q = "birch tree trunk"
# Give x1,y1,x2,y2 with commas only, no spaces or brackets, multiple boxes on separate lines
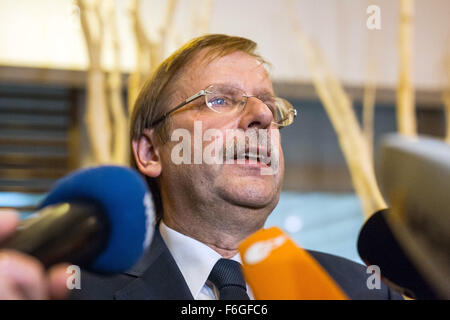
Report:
363,65,377,160
128,0,151,115
78,0,112,164
363,22,380,160
396,0,417,137
104,0,128,165
128,0,179,114
287,0,387,218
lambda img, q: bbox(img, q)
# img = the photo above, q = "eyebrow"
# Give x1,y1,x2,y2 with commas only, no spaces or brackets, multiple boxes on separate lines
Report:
253,89,275,99
212,82,275,98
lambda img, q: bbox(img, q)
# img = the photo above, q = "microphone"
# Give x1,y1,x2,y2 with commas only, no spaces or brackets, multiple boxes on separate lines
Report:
238,227,348,300
358,209,440,299
0,166,155,273
357,134,450,299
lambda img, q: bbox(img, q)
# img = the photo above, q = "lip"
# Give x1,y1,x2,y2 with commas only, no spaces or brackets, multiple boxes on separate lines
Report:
223,160,270,171
229,146,271,167
247,145,271,159
237,158,270,168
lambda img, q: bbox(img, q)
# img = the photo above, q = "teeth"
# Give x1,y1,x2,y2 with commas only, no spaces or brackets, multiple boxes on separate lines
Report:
235,152,258,160
246,152,259,160
234,152,270,164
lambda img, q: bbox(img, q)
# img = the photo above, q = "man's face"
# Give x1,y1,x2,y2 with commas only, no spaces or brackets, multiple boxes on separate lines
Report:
157,50,284,226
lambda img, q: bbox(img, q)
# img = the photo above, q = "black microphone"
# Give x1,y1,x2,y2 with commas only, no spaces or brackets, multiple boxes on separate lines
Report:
358,134,450,299
357,209,440,299
1,166,155,273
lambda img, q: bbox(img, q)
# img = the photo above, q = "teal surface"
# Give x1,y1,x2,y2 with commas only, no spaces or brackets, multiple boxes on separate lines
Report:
266,192,365,264
0,192,45,218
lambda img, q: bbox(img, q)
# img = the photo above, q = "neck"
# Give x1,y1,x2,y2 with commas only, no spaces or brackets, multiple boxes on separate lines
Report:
161,198,268,259
162,212,250,259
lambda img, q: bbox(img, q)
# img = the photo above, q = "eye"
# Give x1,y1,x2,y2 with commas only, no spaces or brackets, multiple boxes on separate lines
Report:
209,97,226,106
207,95,234,108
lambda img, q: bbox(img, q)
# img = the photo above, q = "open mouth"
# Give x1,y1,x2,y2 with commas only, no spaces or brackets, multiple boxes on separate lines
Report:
232,148,271,166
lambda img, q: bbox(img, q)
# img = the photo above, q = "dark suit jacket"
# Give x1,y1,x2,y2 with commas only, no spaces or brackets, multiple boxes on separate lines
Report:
70,227,403,300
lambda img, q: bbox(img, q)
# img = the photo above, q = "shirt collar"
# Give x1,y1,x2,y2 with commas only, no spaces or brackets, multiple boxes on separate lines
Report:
159,220,243,299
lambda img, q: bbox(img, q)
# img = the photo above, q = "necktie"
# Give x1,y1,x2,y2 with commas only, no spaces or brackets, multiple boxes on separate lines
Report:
207,258,250,300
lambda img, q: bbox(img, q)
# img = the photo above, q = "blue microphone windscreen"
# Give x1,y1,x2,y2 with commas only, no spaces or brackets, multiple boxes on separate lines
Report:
40,166,155,273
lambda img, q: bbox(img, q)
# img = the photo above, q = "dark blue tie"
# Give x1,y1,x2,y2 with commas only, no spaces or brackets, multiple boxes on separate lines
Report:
207,258,250,300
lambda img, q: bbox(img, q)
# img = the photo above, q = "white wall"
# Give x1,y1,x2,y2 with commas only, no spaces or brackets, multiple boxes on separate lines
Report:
0,0,449,90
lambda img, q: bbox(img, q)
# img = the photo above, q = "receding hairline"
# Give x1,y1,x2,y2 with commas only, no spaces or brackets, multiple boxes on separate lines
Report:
166,48,272,106
164,34,268,70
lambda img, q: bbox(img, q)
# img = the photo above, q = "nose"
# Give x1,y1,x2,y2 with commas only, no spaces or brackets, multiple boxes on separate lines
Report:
237,97,273,130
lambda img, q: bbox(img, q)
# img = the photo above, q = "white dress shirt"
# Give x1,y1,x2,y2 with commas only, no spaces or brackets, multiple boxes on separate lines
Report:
159,221,254,300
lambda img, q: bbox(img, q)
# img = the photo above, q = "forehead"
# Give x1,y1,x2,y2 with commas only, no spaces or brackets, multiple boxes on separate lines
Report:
180,50,273,95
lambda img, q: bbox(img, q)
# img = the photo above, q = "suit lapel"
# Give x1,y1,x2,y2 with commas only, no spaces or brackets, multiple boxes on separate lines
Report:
114,226,193,300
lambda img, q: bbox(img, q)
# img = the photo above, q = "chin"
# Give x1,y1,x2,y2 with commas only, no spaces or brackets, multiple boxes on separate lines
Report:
216,177,280,209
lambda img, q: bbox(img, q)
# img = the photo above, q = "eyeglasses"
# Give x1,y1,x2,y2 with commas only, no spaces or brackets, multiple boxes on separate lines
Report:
149,84,298,128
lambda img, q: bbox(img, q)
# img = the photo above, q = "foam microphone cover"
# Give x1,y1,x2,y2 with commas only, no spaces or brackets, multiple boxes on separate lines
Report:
238,227,348,300
40,165,155,273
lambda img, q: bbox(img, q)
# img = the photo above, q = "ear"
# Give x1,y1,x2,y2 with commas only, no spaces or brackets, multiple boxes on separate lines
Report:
132,129,162,179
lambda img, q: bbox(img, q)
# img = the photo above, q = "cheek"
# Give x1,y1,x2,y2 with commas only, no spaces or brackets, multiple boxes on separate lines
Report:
158,145,176,173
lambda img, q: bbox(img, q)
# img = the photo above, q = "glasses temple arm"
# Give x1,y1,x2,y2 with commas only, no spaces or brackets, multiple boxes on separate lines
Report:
148,90,206,127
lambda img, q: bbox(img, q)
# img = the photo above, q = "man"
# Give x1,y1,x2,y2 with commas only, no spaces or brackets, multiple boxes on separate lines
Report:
0,34,402,300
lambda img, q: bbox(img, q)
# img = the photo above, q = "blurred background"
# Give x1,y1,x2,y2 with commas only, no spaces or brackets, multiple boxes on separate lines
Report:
0,0,449,263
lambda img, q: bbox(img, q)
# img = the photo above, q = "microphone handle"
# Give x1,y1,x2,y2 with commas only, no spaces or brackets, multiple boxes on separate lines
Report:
0,202,109,269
